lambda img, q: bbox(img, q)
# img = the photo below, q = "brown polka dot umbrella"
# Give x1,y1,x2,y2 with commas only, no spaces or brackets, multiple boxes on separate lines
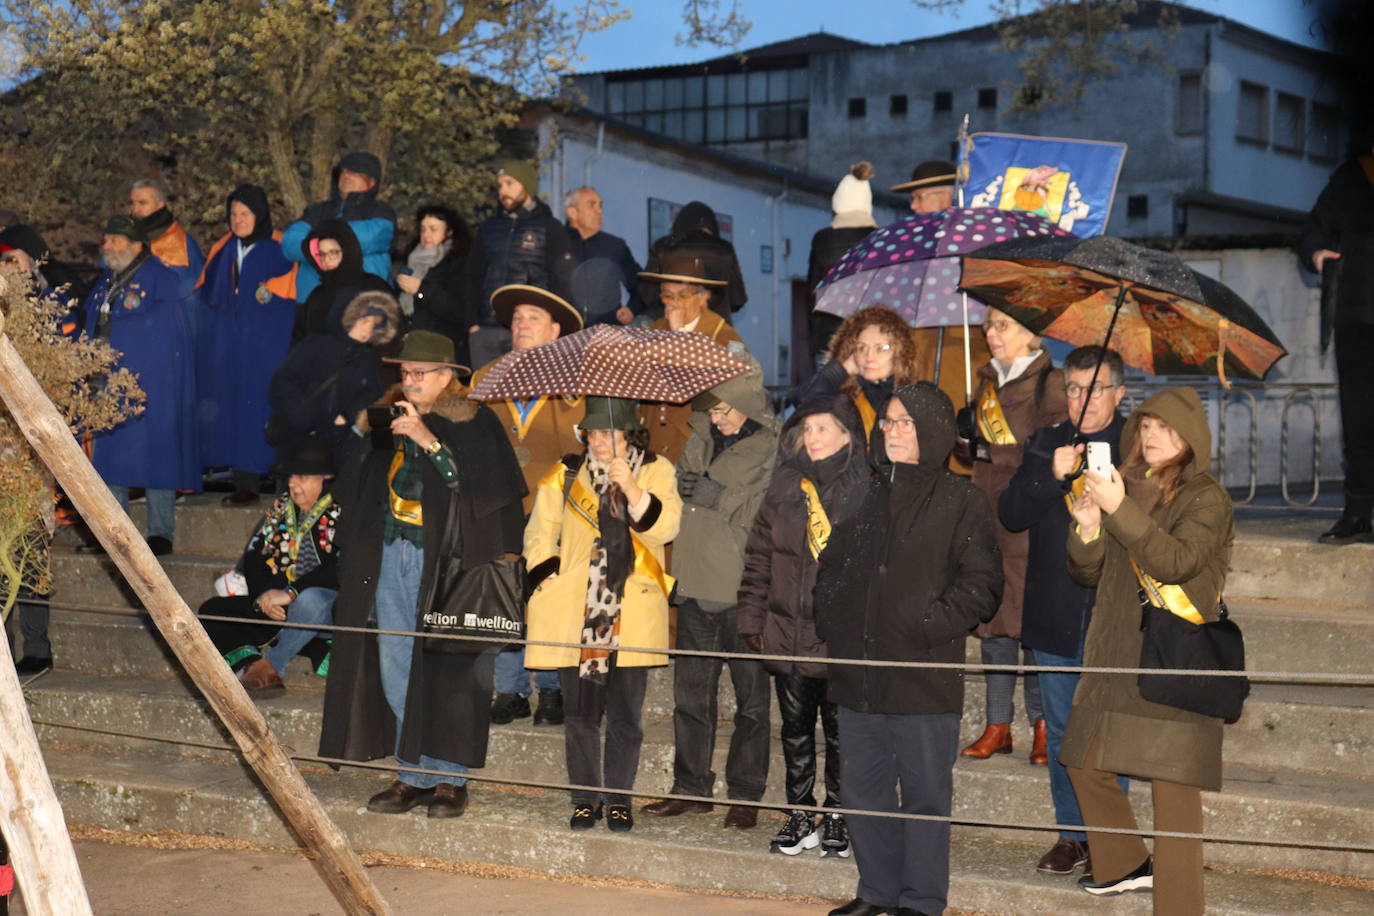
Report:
467,325,751,404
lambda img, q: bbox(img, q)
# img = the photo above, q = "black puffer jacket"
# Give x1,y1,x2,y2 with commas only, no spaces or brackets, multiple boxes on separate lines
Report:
640,201,748,321
466,197,575,326
815,383,1002,715
737,393,870,678
807,225,874,356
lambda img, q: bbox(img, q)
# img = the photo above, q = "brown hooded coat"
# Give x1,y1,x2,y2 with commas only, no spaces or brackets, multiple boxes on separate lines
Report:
1061,387,1233,791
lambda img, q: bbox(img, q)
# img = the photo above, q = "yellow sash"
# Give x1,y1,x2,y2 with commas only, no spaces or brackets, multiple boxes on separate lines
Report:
800,477,832,559
1130,557,1206,625
976,384,1017,446
387,450,423,526
851,391,877,439
555,469,675,598
1063,455,1087,514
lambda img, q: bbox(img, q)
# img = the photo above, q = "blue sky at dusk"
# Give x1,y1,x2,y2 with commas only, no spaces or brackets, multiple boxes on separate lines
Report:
563,1,1325,75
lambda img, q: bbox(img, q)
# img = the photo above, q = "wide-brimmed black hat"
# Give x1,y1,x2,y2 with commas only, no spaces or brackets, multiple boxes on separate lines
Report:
489,284,585,337
383,330,471,372
274,437,336,477
890,160,957,193
102,214,147,243
639,252,727,287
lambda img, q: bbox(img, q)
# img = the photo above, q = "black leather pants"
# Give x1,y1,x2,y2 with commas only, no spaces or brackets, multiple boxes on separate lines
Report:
775,673,841,807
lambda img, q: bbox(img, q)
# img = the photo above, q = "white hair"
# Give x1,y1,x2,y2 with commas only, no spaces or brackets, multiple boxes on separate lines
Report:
563,186,596,211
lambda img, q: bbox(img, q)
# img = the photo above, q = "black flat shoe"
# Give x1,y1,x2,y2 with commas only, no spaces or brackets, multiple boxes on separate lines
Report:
366,780,434,814
828,899,892,916
570,803,603,830
606,804,633,832
146,535,174,556
1318,514,1373,544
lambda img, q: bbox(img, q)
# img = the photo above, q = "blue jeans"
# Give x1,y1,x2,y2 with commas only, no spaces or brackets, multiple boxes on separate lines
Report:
1032,646,1127,841
264,587,336,677
110,486,176,541
374,538,468,788
494,647,561,696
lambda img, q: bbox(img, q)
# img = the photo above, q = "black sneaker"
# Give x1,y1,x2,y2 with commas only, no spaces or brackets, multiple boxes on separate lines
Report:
1318,514,1374,545
489,692,531,725
570,803,603,830
819,812,851,858
1078,857,1153,895
770,809,819,855
15,656,53,676
533,688,564,725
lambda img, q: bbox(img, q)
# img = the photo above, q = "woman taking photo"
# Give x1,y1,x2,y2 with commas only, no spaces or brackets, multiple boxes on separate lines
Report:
798,306,922,440
524,398,682,833
1064,386,1234,915
737,393,870,858
961,306,1065,764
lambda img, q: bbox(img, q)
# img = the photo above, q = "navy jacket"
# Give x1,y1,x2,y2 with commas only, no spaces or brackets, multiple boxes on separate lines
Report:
466,198,574,326
998,413,1126,658
567,227,645,318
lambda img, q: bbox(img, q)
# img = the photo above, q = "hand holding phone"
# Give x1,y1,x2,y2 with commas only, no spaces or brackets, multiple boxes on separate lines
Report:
1086,441,1113,478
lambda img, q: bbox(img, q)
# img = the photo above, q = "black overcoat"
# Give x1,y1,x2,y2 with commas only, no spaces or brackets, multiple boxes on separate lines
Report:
319,381,526,768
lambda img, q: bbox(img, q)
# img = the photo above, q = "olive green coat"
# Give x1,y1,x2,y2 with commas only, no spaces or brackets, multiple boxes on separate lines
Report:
1062,387,1234,791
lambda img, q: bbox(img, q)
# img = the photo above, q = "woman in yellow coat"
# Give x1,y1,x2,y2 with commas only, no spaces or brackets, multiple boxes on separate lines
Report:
524,397,682,833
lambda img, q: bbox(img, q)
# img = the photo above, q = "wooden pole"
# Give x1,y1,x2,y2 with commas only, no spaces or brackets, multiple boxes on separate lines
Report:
0,330,392,916
0,607,94,915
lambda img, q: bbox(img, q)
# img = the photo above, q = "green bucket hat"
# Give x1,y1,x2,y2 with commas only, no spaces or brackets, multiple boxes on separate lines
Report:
384,330,471,373
580,396,644,432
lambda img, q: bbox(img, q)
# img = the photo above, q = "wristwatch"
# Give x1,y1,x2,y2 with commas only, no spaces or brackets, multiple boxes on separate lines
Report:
425,438,444,455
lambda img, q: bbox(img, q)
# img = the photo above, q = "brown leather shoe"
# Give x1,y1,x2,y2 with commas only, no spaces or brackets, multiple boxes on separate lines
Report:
1036,837,1089,875
960,722,1012,758
1029,718,1049,765
428,782,468,819
640,797,714,817
366,780,434,814
239,657,284,693
723,804,758,829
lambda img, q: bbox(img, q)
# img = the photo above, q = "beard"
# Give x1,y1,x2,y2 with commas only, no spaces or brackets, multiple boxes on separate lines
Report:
104,248,136,273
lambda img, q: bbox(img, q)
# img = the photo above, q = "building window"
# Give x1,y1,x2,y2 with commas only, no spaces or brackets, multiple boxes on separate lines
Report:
1176,72,1203,134
890,94,908,117
606,65,809,144
1127,194,1149,219
933,90,952,113
848,97,867,119
1274,92,1305,153
1310,102,1340,161
977,87,997,109
1236,81,1268,145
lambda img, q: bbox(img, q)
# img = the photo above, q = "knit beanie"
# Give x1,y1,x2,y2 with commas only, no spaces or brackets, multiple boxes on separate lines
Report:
832,161,876,229
497,159,539,196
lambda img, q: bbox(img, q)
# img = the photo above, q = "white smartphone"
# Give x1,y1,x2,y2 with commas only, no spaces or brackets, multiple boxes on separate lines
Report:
1085,441,1113,477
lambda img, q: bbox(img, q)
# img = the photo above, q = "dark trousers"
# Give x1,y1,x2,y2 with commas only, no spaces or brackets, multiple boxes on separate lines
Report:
1068,731,1203,916
670,599,770,800
4,601,50,660
838,705,960,914
560,661,649,807
1336,323,1374,516
776,673,840,807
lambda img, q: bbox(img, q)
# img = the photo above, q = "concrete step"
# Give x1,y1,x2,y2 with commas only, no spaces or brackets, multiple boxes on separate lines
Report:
41,744,1374,916
1229,517,1374,605
26,671,1374,877
50,548,227,612
54,493,264,559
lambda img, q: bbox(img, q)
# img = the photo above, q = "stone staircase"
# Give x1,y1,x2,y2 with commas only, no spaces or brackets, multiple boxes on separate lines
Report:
19,496,1374,913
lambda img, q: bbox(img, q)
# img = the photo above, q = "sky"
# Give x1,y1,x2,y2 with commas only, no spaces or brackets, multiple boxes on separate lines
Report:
562,1,1326,75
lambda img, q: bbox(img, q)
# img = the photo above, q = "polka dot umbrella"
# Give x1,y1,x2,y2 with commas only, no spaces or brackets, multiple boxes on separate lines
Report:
466,325,751,404
815,208,1067,327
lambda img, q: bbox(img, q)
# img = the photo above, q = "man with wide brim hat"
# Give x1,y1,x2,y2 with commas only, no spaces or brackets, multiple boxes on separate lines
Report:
321,326,526,820
640,253,746,462
472,284,587,727
891,160,957,214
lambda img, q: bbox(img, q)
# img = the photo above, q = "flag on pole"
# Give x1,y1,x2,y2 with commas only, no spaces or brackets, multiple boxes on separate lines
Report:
958,131,1127,237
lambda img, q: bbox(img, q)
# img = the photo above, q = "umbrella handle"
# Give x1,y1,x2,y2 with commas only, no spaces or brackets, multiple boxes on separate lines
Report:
961,292,972,404
1074,284,1128,433
1217,319,1232,391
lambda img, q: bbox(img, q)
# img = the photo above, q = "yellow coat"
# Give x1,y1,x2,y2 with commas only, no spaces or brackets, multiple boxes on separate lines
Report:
524,455,682,669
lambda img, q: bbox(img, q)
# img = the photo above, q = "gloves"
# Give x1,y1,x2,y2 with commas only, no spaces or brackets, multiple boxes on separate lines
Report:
677,470,702,499
687,475,725,509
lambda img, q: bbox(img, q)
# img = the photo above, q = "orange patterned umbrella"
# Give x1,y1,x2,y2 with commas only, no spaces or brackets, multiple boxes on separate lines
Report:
959,236,1286,384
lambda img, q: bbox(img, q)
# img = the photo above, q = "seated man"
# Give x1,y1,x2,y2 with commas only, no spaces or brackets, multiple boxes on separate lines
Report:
196,439,342,691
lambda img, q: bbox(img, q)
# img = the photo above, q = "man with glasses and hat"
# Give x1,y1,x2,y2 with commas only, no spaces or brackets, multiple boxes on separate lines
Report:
470,283,587,727
320,330,526,819
80,214,200,556
638,253,747,463
998,345,1129,879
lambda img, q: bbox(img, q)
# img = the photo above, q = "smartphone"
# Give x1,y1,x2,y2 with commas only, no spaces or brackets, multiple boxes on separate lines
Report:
1086,441,1113,477
367,405,404,451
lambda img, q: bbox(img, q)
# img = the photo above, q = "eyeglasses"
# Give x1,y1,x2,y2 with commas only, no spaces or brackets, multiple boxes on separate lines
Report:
706,405,734,419
983,319,1017,334
877,417,915,432
1065,382,1115,399
661,289,706,304
400,366,446,381
853,343,893,357
316,247,343,261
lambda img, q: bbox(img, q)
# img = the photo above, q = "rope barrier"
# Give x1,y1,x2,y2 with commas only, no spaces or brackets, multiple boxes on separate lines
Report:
28,718,1374,856
28,598,1374,686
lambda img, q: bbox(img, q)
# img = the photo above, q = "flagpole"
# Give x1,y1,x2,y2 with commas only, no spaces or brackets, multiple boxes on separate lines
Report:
957,113,974,404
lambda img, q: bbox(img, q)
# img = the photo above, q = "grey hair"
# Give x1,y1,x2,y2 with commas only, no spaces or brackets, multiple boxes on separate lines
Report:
130,178,167,203
1063,345,1125,387
563,186,596,211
